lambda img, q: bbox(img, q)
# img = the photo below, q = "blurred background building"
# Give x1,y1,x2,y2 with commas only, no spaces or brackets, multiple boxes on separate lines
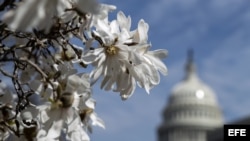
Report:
158,50,224,141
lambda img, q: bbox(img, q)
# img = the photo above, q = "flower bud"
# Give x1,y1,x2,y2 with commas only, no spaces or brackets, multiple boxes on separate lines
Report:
60,92,74,108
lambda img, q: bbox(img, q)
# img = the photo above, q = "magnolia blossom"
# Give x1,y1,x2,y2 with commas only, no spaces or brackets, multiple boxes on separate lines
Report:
35,85,103,140
2,0,100,32
125,20,168,95
0,0,168,140
23,72,104,141
36,102,89,141
82,11,168,100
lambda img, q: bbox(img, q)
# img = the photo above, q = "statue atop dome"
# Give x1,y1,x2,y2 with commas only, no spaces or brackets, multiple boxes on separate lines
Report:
185,49,196,79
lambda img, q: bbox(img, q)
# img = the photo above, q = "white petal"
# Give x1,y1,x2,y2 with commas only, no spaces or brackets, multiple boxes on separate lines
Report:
110,20,120,35
128,65,143,85
145,53,168,75
119,28,131,42
115,73,129,91
104,76,116,91
100,75,111,89
97,4,116,20
66,75,81,91
96,19,112,37
46,119,64,139
64,108,75,124
96,53,106,67
36,129,47,138
68,122,90,141
90,65,103,85
82,48,104,64
143,62,160,85
2,0,47,31
90,113,105,129
137,19,149,43
85,98,96,109
117,11,131,31
128,51,142,65
39,108,50,123
68,114,81,133
80,73,91,88
120,77,136,100
148,49,168,59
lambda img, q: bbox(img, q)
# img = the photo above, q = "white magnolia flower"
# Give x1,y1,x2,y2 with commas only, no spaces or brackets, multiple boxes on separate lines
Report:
125,20,168,95
67,74,105,131
2,0,64,31
2,0,100,32
77,3,117,42
65,73,92,99
82,11,133,98
88,4,117,29
28,70,103,140
78,98,105,132
36,103,90,141
82,11,168,100
35,93,103,141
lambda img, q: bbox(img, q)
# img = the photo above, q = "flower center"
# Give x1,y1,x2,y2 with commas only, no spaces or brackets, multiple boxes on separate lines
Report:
59,92,74,108
106,45,118,55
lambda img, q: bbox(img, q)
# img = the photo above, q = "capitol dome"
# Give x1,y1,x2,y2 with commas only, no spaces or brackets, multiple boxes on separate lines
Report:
158,50,223,141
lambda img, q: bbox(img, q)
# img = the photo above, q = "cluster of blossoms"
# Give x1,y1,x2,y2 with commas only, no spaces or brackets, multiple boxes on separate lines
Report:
0,0,167,141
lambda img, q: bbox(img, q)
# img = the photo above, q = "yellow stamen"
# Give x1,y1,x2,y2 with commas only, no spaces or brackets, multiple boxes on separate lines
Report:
106,45,118,55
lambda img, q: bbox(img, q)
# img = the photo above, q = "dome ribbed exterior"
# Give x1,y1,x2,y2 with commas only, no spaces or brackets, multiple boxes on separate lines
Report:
158,50,223,141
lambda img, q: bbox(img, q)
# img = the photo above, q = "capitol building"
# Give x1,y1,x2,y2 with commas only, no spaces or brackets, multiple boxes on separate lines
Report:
157,50,247,141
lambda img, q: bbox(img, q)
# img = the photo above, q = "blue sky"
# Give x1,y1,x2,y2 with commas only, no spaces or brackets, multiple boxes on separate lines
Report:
86,0,250,141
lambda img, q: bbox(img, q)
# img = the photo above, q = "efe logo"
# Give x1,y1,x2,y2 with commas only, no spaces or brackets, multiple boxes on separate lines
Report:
224,125,250,141
228,129,246,136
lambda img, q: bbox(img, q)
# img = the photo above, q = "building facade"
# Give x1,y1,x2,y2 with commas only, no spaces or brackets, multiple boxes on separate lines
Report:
158,50,224,141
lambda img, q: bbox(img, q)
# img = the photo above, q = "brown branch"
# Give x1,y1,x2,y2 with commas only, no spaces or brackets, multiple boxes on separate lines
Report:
0,68,15,79
19,57,48,78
